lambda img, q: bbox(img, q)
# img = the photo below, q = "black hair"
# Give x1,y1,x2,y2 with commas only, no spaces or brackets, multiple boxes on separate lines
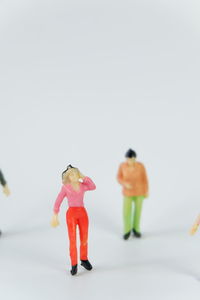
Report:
125,149,137,158
62,164,75,177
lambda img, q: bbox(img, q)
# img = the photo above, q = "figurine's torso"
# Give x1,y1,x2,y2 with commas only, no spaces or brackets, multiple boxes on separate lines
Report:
53,176,96,214
119,162,148,196
63,183,86,207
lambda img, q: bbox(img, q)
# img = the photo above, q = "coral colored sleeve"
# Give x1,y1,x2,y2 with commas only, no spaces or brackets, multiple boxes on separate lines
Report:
142,165,149,195
117,164,124,185
53,186,66,214
82,177,96,191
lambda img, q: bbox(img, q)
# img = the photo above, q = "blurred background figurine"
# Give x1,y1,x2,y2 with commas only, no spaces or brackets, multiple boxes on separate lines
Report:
0,169,10,236
117,149,149,240
190,214,200,235
51,165,96,276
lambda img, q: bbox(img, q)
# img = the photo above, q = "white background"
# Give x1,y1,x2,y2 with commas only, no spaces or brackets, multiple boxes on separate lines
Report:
0,0,200,299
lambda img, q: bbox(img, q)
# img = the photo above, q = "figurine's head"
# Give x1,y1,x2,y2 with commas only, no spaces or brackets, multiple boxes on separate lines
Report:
125,149,137,164
62,165,81,184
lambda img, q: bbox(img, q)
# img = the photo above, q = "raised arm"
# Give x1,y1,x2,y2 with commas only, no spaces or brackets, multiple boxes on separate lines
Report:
82,177,96,191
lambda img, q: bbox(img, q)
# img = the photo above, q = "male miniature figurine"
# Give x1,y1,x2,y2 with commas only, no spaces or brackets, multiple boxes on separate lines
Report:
117,149,148,240
0,170,10,235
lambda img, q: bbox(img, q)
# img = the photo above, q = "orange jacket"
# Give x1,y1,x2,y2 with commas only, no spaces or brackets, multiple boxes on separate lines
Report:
117,161,148,197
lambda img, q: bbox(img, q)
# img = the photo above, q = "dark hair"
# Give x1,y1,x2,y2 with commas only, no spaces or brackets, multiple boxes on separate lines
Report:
125,149,137,158
62,164,75,177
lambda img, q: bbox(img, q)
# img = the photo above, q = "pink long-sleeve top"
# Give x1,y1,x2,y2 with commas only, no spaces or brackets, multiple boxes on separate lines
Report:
53,177,96,214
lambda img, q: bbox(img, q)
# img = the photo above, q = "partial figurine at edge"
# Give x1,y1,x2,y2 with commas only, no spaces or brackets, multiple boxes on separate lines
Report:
190,214,200,235
117,149,149,240
51,165,96,276
0,169,10,236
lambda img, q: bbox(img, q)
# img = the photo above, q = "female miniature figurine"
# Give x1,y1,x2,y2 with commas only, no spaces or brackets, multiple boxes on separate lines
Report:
117,149,149,240
51,165,96,276
0,169,10,236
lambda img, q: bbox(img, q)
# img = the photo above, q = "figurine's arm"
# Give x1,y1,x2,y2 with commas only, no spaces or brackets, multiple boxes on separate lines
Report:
53,186,66,214
117,165,124,185
142,165,149,197
0,170,10,196
117,165,132,189
82,177,96,191
190,214,200,235
51,186,66,227
0,170,6,186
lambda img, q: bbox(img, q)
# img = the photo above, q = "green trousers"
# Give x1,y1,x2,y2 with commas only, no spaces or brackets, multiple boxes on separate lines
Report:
123,196,145,234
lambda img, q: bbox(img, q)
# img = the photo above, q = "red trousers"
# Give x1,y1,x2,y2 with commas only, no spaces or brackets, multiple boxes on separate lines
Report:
66,207,89,266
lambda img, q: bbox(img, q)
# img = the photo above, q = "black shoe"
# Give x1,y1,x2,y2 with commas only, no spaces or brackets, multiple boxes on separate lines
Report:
133,229,142,238
123,231,131,240
81,260,93,271
70,265,78,275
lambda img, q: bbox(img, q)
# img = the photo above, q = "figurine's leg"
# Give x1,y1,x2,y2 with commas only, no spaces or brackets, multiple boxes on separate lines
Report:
132,196,144,237
79,208,93,270
78,208,89,261
66,209,78,266
123,196,133,236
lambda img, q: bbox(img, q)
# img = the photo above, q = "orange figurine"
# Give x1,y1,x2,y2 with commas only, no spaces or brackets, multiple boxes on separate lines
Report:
117,149,149,240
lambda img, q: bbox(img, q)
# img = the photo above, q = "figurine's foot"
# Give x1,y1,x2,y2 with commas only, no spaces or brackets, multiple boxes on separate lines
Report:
123,231,131,240
81,260,93,271
70,264,78,275
133,229,142,238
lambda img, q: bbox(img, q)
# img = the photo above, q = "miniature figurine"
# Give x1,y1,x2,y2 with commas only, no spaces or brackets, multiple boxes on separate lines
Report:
117,149,149,240
51,165,96,276
190,214,200,235
0,169,10,236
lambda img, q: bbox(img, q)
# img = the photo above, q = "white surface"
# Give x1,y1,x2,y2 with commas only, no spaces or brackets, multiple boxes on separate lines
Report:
1,226,200,300
1,0,200,299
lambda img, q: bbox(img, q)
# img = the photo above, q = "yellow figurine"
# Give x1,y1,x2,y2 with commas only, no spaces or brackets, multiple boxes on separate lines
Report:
190,214,200,235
